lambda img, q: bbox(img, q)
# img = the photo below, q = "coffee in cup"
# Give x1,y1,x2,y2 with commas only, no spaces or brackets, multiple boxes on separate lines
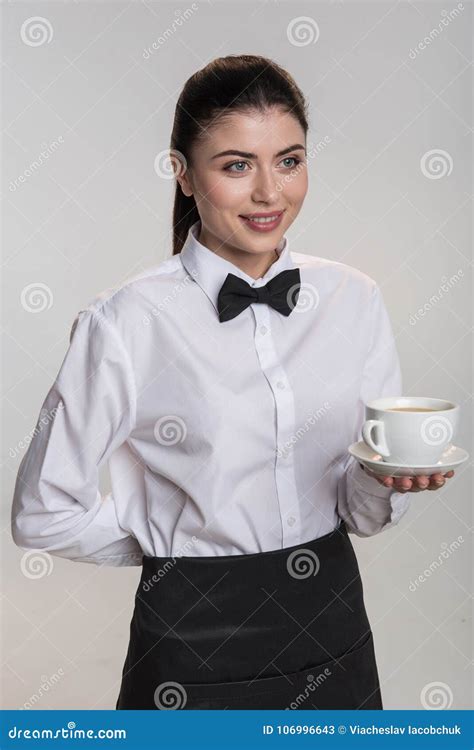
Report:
362,397,459,464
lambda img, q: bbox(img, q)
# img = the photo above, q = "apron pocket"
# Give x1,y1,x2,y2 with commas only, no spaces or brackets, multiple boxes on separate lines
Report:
159,630,382,710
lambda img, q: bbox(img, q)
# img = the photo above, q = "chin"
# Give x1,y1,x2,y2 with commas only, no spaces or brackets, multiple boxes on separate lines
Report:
240,235,283,253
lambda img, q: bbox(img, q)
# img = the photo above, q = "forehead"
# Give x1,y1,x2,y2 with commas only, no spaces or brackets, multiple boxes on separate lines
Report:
200,108,305,152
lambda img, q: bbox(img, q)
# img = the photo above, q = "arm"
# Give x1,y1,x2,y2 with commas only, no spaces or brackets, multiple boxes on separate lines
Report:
11,307,143,565
337,283,411,537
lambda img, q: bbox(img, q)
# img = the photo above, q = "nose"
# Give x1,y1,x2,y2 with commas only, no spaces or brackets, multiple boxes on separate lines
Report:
251,166,279,204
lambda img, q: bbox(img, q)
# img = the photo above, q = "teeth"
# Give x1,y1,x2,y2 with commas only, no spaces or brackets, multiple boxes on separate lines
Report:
245,215,279,223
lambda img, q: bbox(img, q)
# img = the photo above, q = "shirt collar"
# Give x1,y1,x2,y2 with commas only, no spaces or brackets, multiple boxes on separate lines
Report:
179,220,295,316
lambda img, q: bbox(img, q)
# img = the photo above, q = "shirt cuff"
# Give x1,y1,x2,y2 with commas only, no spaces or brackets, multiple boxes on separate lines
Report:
13,491,143,564
355,461,397,498
65,551,144,566
344,461,411,535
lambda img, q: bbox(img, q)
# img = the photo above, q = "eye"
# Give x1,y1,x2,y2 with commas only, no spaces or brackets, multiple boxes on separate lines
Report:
223,161,249,173
279,156,302,168
223,156,304,174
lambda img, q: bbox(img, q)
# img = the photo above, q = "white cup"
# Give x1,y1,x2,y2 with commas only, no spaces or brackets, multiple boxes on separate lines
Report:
362,396,459,465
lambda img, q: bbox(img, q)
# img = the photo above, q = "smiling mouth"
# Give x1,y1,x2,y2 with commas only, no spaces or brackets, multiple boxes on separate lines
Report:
240,210,285,223
239,210,285,230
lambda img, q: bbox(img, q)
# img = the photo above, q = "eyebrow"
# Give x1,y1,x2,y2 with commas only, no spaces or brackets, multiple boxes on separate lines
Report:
210,144,306,160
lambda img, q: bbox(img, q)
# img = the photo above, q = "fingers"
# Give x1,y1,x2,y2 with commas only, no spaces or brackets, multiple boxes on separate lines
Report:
425,472,447,491
361,466,455,493
413,474,430,490
390,471,455,493
393,476,418,492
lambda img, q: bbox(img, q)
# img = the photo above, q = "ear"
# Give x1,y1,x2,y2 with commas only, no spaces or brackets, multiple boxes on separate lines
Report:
173,156,193,197
177,172,194,198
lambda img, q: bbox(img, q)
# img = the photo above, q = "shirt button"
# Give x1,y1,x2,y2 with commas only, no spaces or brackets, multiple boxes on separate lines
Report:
259,325,268,335
276,381,285,390
287,516,296,526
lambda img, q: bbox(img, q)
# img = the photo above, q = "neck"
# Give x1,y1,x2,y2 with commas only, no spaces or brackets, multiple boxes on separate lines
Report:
197,226,280,280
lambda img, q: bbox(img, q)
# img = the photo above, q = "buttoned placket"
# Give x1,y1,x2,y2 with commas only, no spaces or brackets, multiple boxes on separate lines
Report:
250,281,301,547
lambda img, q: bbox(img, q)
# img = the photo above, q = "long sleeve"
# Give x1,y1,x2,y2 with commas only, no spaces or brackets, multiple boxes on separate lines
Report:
11,306,143,565
337,283,411,537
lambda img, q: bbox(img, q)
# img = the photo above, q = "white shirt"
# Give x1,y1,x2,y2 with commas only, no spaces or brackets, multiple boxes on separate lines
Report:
11,220,410,566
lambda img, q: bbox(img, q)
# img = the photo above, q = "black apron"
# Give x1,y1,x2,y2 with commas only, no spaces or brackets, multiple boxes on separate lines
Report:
115,520,383,710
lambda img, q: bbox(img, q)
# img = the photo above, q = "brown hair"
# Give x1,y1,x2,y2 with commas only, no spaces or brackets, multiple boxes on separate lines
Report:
170,54,309,255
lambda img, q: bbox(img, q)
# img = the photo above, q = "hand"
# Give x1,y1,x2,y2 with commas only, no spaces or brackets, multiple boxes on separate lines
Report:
361,465,455,493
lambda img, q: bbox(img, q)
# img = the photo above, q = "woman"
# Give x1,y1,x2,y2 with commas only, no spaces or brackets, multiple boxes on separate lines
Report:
11,55,454,711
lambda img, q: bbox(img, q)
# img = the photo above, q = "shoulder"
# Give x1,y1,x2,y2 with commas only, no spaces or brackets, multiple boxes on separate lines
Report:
291,250,376,289
72,254,185,333
290,250,378,302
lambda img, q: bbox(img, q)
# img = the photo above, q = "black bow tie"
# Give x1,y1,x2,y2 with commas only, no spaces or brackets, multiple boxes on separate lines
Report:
217,267,301,322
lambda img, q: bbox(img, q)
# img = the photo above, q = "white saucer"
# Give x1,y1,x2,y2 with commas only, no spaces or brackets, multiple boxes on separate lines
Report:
348,441,469,477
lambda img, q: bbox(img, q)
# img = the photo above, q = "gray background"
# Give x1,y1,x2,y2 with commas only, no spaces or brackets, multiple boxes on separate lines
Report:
2,0,472,710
